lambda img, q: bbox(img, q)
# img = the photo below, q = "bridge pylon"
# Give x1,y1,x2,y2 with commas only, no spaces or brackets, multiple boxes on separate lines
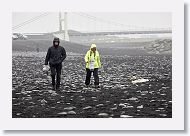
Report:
58,12,70,41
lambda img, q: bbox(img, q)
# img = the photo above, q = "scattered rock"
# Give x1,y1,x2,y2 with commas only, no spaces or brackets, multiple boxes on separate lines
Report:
58,112,67,115
120,115,133,118
32,90,40,92
81,98,85,101
110,107,117,110
119,103,127,108
150,100,156,102
128,97,138,101
96,104,104,107
67,111,76,115
159,114,167,117
98,113,109,117
91,97,96,99
137,105,143,109
126,105,134,108
83,106,92,110
64,106,76,110
16,113,22,116
132,79,149,84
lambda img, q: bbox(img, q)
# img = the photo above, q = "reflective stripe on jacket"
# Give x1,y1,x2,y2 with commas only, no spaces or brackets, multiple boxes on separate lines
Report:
84,50,101,69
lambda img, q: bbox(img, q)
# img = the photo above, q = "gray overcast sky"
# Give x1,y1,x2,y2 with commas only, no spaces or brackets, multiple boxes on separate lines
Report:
12,12,171,33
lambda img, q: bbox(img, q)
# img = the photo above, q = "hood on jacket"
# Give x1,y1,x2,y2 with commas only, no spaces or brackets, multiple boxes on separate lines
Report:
53,37,60,47
90,43,97,49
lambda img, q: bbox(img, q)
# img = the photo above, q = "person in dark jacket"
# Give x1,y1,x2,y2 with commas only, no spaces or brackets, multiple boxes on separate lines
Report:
45,38,66,90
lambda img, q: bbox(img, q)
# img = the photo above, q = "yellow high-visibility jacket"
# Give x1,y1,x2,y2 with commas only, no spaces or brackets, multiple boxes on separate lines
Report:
84,50,101,69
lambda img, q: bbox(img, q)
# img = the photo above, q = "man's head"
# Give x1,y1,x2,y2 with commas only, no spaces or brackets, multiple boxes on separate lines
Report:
53,37,60,47
90,43,97,52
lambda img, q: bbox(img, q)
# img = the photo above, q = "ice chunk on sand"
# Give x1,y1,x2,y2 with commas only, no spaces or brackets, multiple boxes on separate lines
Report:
120,115,133,118
98,113,109,117
132,78,149,84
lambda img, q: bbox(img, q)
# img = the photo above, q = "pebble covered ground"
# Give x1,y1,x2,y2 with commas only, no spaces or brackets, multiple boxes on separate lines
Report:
12,52,172,118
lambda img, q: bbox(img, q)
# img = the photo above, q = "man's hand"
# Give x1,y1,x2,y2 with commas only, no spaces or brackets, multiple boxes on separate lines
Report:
43,65,50,72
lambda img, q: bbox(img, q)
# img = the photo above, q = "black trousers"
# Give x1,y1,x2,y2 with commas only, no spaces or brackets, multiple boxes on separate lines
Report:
50,63,62,87
85,68,99,86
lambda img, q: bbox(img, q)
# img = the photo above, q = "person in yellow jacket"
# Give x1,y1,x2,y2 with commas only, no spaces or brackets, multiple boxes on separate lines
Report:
84,44,101,88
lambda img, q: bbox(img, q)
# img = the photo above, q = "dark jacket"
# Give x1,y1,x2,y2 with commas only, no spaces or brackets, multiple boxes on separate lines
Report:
45,46,66,65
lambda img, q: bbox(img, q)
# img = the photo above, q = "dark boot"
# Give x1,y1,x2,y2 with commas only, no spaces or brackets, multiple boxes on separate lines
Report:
56,75,61,91
52,85,56,90
56,85,60,90
51,75,56,90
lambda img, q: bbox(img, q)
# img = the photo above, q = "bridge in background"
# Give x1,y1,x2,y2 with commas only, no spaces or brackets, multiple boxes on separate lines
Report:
12,12,172,41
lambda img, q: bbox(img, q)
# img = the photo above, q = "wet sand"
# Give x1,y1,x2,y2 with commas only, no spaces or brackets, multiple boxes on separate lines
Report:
12,53,172,118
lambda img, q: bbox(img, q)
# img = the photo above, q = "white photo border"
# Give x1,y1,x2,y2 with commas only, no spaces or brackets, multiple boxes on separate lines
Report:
0,0,184,130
